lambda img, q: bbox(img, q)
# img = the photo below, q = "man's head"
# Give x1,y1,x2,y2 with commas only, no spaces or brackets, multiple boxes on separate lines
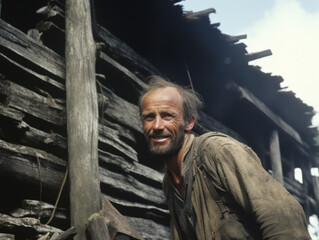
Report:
139,75,203,122
139,76,203,158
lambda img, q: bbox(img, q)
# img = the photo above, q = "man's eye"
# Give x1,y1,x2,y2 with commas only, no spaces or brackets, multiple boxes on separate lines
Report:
143,115,154,121
162,113,174,120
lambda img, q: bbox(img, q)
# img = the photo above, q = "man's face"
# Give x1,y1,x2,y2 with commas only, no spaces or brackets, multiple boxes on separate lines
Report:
141,87,186,157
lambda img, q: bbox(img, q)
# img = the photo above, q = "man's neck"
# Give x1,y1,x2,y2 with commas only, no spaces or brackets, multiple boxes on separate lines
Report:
163,133,190,198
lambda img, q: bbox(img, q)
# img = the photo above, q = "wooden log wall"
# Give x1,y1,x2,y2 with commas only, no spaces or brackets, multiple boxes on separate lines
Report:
0,1,171,238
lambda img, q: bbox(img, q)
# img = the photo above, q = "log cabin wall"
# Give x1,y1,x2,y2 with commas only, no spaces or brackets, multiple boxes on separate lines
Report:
0,0,318,239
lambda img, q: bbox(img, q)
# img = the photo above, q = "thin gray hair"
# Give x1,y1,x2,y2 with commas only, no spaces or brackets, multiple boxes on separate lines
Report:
139,75,203,122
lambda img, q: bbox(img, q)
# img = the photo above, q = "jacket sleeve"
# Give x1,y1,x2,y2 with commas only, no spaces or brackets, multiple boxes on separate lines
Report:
203,137,311,240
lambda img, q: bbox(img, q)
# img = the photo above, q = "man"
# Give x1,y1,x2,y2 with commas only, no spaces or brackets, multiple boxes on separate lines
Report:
139,75,311,240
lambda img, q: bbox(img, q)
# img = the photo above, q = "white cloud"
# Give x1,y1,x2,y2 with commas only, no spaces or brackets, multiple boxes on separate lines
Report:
242,0,319,127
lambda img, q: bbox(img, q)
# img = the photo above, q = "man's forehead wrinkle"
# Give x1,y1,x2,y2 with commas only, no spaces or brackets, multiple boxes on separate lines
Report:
142,104,179,115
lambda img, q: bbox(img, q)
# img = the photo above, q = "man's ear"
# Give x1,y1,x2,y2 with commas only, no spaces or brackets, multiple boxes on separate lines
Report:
185,115,195,132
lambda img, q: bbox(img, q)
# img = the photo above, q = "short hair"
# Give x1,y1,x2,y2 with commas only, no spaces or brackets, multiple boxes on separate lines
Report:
139,75,203,122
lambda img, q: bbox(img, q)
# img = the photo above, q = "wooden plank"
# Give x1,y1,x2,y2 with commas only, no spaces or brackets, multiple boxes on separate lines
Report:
104,194,169,220
0,213,62,238
0,19,65,79
99,168,165,207
185,8,216,19
86,197,143,240
0,233,14,240
127,217,170,240
0,52,65,94
95,24,160,77
50,227,77,240
99,124,139,162
224,34,247,43
99,51,148,93
0,138,166,208
36,4,65,29
101,86,143,134
227,82,305,146
65,0,100,239
0,80,66,127
10,199,68,222
99,149,163,185
36,21,65,56
0,139,66,190
246,49,272,62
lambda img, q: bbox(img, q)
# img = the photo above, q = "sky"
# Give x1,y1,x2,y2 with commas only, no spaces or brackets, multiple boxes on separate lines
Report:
181,0,319,129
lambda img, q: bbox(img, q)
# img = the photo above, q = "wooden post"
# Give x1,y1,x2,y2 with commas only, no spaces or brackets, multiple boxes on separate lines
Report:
65,0,100,239
269,130,284,185
312,176,319,215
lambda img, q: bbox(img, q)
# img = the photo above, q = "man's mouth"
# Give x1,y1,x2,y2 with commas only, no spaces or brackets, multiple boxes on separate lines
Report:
150,135,170,143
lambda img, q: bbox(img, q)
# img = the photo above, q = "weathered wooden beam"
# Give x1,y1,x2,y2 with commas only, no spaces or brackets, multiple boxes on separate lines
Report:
36,21,65,56
224,34,247,43
0,19,65,79
99,167,165,207
0,52,65,95
0,0,2,18
0,79,66,127
10,199,68,223
0,213,62,238
0,139,66,190
0,96,138,165
246,49,272,62
127,216,170,240
104,194,169,220
100,86,143,134
0,137,166,210
36,4,65,29
99,150,163,185
283,177,306,203
95,24,160,77
210,22,220,28
171,0,183,4
312,176,319,215
86,197,142,240
185,8,216,19
86,215,112,240
99,124,138,162
269,130,284,185
226,82,306,147
50,227,77,240
0,233,14,240
65,0,100,239
99,51,147,94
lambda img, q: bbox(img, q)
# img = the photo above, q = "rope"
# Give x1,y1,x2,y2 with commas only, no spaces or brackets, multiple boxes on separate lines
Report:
185,63,195,92
35,152,43,222
45,165,69,225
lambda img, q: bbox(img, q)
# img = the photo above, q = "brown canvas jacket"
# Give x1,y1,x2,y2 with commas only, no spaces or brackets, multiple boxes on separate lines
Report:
163,132,311,240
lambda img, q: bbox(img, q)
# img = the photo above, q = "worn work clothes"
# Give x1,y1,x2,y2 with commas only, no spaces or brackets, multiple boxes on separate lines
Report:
163,132,311,240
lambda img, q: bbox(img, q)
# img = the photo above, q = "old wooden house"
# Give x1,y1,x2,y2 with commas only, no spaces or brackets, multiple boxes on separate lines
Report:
1,0,319,239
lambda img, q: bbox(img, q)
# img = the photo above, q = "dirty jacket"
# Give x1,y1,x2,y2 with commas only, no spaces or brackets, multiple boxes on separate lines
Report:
163,132,310,240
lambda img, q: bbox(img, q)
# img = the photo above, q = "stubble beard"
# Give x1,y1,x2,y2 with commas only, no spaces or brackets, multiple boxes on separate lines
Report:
147,125,185,158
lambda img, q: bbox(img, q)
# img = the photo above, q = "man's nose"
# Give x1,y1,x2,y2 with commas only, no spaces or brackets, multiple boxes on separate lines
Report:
153,116,164,130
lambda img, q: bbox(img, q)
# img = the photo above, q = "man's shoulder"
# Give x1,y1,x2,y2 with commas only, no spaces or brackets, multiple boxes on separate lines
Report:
195,131,238,148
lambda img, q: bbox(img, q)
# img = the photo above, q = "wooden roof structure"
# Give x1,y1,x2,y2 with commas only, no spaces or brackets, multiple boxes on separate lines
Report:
0,0,319,239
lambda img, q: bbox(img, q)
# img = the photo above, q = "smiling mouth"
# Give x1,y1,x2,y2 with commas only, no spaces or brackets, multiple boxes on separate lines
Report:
150,135,169,142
